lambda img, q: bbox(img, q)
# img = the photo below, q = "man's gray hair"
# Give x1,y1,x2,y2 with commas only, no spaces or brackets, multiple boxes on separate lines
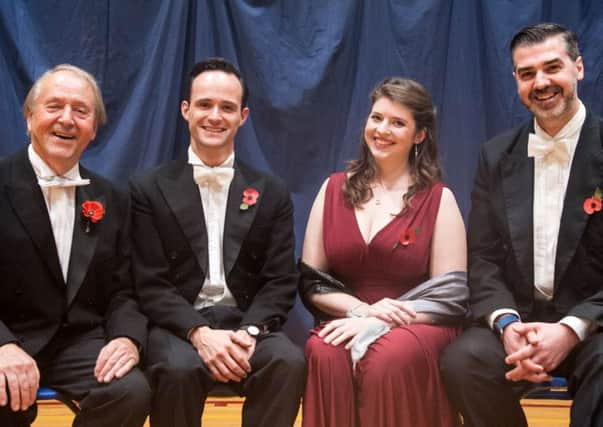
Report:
22,64,107,127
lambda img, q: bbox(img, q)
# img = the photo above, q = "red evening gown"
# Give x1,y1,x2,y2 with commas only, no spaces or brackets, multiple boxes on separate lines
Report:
302,173,459,427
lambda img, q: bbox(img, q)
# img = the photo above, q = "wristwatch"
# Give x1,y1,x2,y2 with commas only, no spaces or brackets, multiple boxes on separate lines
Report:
240,325,261,338
494,314,520,337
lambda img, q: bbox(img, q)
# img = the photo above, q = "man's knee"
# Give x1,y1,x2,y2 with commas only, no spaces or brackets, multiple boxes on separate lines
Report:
146,328,209,392
150,359,207,393
572,332,603,383
82,368,151,417
267,339,305,376
0,404,36,427
121,369,152,410
254,334,305,385
440,339,470,382
283,345,306,380
440,328,502,384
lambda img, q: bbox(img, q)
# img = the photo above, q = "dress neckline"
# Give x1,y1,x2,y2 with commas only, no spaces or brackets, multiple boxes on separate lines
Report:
353,208,402,247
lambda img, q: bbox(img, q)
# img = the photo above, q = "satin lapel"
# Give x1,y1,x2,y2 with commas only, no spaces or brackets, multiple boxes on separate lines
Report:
555,114,603,288
500,125,535,288
157,164,208,274
5,152,64,287
223,165,263,276
66,186,102,305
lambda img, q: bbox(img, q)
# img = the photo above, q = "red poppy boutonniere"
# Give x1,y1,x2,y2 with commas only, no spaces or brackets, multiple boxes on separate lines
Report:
394,227,421,249
240,188,259,211
583,187,603,215
81,200,105,232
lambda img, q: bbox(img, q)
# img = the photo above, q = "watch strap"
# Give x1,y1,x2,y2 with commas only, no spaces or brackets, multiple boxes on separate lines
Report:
494,314,520,336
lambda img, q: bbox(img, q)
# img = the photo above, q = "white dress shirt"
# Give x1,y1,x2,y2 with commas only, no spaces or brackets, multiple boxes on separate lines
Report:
28,144,88,282
489,102,593,340
188,147,237,309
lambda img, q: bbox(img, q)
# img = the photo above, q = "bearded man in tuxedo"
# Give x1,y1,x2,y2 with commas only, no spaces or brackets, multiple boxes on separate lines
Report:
440,23,603,427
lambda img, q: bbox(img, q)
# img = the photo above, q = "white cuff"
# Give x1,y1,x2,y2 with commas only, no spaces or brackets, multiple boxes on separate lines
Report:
559,316,593,341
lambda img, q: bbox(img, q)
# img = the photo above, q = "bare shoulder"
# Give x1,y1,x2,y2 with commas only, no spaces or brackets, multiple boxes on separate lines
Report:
440,186,459,208
435,186,465,230
302,176,333,270
317,176,330,197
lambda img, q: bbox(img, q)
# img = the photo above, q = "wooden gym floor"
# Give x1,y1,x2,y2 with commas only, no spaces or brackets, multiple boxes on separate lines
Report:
32,398,569,426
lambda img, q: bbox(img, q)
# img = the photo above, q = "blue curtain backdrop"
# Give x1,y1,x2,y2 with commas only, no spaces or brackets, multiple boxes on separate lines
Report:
2,0,603,344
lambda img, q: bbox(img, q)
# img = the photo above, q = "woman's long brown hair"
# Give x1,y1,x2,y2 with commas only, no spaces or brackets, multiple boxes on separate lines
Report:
343,78,442,213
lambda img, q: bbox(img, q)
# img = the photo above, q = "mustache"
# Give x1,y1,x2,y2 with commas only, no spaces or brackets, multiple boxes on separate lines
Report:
530,85,562,99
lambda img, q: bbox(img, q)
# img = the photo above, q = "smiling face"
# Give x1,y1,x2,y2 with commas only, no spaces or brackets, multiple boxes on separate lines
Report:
513,34,584,135
26,70,98,175
181,70,249,166
363,96,425,167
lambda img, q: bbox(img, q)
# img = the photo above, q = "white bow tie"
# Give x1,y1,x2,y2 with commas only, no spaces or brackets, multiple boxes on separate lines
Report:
527,133,570,167
37,175,90,188
193,165,234,189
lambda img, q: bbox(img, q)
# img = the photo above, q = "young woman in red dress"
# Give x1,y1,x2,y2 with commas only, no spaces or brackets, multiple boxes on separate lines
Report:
300,78,467,427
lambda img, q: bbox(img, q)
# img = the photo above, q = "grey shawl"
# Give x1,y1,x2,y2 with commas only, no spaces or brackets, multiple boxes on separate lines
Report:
350,271,468,367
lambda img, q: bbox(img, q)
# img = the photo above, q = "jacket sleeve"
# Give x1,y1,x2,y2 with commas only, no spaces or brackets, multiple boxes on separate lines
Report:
467,146,520,322
0,321,18,348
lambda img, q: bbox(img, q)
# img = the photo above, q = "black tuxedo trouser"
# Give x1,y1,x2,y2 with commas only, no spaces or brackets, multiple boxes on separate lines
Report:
145,324,305,427
440,326,603,427
0,327,151,427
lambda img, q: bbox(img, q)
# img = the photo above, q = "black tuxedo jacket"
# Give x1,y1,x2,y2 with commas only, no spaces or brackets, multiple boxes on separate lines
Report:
130,158,298,339
0,148,147,356
468,111,603,328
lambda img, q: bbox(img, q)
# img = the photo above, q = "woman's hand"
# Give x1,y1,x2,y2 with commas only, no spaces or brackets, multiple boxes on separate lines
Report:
318,317,391,347
368,298,416,325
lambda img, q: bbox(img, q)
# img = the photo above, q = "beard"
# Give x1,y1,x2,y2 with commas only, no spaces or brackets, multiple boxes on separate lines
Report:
527,83,578,124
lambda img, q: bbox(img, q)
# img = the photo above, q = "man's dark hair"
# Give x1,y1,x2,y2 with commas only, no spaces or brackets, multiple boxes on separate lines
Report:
510,23,580,66
185,57,248,107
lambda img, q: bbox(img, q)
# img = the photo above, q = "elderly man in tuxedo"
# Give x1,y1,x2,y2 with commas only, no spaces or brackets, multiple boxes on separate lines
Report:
0,64,150,426
440,23,603,426
130,57,304,427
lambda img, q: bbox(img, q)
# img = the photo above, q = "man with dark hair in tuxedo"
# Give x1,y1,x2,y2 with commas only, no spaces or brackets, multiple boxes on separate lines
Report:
130,57,304,427
440,23,603,426
0,64,150,426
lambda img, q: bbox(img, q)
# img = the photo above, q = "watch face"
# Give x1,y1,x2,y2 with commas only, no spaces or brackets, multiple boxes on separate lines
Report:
246,325,260,337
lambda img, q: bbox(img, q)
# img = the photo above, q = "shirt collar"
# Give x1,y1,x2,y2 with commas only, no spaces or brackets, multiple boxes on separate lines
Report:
28,144,84,181
187,146,235,169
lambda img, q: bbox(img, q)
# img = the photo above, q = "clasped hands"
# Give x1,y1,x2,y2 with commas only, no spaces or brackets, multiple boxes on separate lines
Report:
503,321,579,383
319,298,416,348
0,337,139,412
189,326,256,383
